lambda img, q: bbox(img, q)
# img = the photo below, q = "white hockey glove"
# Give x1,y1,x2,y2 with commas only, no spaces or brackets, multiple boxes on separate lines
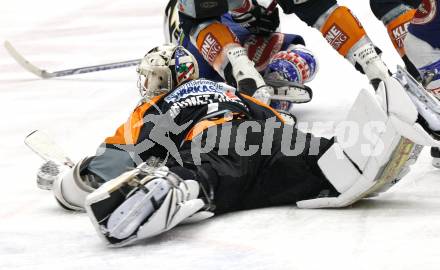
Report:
85,164,213,247
297,73,440,208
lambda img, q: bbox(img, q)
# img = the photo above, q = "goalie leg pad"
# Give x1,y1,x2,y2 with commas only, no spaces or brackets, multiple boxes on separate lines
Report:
85,165,212,247
297,87,422,208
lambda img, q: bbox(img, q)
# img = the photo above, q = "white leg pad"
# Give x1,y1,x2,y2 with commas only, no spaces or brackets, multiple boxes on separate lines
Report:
85,167,213,247
298,78,436,208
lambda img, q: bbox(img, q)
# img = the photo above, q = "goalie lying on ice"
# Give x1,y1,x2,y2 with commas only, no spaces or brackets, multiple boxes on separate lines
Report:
37,44,440,247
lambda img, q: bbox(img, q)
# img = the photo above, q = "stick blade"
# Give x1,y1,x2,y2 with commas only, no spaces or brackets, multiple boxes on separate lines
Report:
4,40,53,79
25,130,74,167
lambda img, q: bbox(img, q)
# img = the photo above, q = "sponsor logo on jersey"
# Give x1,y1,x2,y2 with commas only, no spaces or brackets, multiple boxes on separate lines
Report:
391,21,410,49
201,33,222,64
165,79,226,103
169,92,246,116
324,24,349,51
412,0,437,25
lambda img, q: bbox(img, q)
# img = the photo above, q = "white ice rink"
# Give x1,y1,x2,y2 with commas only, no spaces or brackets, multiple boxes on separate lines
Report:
1,1,440,269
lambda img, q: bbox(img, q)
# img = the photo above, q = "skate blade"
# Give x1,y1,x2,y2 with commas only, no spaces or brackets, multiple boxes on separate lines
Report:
395,66,440,114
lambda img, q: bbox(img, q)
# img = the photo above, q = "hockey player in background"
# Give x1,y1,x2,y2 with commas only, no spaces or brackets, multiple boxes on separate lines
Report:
370,0,440,167
402,0,440,167
175,0,390,92
36,44,440,247
164,0,320,124
168,0,440,167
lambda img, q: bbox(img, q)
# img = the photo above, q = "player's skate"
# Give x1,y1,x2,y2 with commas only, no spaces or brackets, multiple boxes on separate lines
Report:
404,32,440,168
394,65,440,169
416,62,440,168
297,72,440,208
85,164,213,247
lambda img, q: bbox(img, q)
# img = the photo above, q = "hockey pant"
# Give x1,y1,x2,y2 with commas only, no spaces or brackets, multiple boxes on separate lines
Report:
165,120,337,214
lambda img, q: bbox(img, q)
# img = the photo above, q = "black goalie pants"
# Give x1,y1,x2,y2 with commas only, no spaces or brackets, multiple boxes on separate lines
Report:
166,120,338,214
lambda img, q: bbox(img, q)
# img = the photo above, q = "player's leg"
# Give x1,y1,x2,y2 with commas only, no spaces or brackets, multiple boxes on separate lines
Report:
370,0,421,78
227,124,339,210
278,0,390,87
405,0,440,93
82,120,334,245
38,146,139,211
178,1,271,100
297,72,440,208
404,0,440,168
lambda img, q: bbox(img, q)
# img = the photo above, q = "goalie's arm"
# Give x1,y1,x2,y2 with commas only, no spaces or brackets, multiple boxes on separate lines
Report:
53,98,168,210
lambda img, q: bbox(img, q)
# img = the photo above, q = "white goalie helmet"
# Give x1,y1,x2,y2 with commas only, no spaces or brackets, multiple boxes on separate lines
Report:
137,44,199,98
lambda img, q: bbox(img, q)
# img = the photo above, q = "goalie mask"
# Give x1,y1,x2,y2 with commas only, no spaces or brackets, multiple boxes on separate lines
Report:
137,44,199,98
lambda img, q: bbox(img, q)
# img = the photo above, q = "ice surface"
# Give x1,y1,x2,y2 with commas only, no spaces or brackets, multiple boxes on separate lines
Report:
1,1,440,270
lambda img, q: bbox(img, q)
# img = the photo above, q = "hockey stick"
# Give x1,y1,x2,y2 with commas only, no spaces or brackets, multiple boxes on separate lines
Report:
4,40,141,79
25,130,74,167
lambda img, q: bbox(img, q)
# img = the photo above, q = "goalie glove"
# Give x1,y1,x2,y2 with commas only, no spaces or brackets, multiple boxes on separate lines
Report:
36,157,97,211
36,160,65,190
230,1,280,36
85,164,214,247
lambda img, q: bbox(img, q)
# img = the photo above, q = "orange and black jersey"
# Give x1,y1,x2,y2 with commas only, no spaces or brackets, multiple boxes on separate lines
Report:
83,79,284,183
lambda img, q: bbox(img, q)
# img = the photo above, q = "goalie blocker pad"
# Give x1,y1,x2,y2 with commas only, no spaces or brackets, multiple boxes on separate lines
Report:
85,166,213,247
52,157,95,211
298,76,440,208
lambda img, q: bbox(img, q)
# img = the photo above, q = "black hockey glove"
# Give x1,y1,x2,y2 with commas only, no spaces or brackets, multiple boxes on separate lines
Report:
231,3,280,36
